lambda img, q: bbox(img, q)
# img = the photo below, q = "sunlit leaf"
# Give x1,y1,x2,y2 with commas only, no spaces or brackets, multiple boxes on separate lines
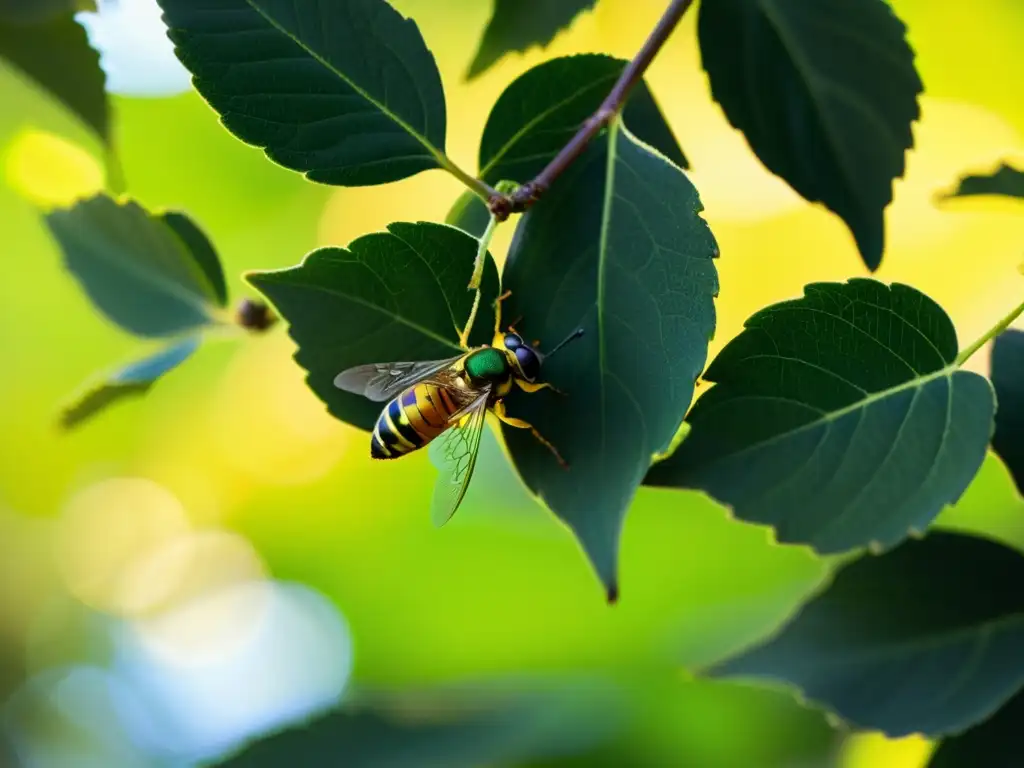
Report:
698,0,922,271
991,329,1024,496
712,531,1024,737
646,280,994,555
157,0,447,186
44,194,225,337
928,687,1024,767
942,162,1024,201
479,54,687,185
217,681,622,768
501,119,718,600
467,0,597,79
247,222,500,431
445,189,491,240
60,337,201,429
0,13,108,144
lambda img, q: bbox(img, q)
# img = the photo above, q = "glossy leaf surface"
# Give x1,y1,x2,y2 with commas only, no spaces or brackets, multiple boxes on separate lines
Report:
248,222,500,431
646,280,994,555
501,120,718,600
991,329,1024,495
158,0,447,186
0,13,108,143
698,0,922,270
712,532,1024,737
45,195,224,337
479,54,686,185
60,337,201,429
467,0,597,79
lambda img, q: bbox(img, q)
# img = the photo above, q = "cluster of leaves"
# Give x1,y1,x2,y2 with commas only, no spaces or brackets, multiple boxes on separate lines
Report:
8,0,1024,763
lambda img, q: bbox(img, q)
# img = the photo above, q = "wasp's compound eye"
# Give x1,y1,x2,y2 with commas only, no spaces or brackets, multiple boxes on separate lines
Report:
515,346,541,381
503,333,523,351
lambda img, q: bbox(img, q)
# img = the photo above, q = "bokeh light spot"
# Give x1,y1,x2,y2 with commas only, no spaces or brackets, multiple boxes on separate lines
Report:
3,129,104,208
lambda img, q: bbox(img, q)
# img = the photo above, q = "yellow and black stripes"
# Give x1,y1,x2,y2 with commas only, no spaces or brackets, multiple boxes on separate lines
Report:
371,384,462,459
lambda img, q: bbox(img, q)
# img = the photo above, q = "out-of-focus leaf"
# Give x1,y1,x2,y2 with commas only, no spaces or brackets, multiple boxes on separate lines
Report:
159,210,228,308
0,13,108,143
467,0,597,79
0,0,94,24
479,54,687,185
247,222,500,431
991,329,1024,496
712,531,1024,737
60,337,200,429
501,119,718,600
157,0,447,187
928,688,1024,767
942,163,1024,201
698,0,922,271
445,190,491,240
646,280,994,555
217,680,623,768
45,194,224,337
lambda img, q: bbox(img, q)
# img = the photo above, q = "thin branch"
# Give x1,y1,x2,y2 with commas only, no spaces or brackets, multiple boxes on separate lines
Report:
489,0,696,220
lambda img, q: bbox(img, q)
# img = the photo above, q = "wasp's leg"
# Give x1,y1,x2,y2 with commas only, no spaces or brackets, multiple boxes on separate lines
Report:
515,379,566,396
493,401,568,468
493,290,512,337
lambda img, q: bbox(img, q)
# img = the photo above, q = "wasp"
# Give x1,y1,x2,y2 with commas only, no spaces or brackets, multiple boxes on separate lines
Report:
334,292,583,525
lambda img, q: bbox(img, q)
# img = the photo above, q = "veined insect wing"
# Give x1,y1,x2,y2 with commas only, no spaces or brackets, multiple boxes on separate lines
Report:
334,356,461,402
428,391,490,526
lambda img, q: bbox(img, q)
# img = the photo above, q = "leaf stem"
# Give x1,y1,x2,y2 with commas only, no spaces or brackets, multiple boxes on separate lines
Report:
459,214,500,347
956,297,1024,366
489,0,696,220
438,152,503,206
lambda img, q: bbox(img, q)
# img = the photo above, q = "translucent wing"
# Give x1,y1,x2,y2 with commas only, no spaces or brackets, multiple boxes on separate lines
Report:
428,390,490,527
333,356,461,402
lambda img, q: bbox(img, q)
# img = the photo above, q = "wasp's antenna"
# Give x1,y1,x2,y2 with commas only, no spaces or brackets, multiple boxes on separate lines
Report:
543,328,585,359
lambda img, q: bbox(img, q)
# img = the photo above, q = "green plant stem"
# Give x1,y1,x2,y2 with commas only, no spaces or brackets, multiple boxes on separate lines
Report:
439,153,502,204
956,297,1024,366
460,214,500,347
489,0,696,219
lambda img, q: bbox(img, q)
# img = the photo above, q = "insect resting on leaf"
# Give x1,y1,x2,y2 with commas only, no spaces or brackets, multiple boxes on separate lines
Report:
333,291,584,526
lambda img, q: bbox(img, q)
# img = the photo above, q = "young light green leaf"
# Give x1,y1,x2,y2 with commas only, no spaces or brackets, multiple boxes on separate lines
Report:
445,189,491,240
60,337,201,429
218,681,621,768
646,280,995,555
45,195,225,337
711,532,1024,737
0,13,108,143
157,0,447,187
479,54,687,185
698,0,922,271
928,688,1024,767
467,0,597,79
247,222,500,431
500,119,719,601
0,0,94,24
942,163,1024,201
991,329,1024,496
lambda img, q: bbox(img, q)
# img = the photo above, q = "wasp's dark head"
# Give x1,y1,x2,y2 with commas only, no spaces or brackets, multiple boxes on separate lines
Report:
501,332,542,382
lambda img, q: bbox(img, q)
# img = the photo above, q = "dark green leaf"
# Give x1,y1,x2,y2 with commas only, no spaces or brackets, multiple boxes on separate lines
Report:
0,0,94,24
479,54,687,186
157,0,447,187
60,337,201,429
711,531,1024,737
445,190,491,240
217,681,622,768
698,0,922,271
501,120,718,600
943,163,1024,201
160,210,229,308
991,329,1024,496
929,688,1024,768
0,13,108,143
646,280,994,555
467,0,596,79
247,222,500,431
45,194,224,337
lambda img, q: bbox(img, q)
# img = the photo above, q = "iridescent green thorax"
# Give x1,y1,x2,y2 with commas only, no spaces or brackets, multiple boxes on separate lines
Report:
465,347,509,382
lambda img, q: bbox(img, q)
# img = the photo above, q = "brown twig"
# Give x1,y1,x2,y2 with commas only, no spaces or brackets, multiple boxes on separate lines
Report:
487,0,696,220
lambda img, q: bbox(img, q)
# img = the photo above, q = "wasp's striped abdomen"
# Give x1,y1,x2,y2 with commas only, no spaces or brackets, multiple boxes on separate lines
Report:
371,383,462,459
